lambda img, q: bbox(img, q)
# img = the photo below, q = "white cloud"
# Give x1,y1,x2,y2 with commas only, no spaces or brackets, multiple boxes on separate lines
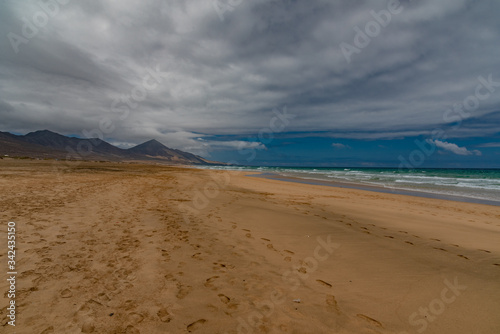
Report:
108,141,137,149
207,140,266,151
332,142,350,149
428,140,482,156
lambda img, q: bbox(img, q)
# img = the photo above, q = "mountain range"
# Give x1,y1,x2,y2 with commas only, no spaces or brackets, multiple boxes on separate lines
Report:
0,130,219,165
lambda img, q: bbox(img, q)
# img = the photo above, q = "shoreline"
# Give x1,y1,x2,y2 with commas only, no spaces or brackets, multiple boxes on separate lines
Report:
249,172,500,207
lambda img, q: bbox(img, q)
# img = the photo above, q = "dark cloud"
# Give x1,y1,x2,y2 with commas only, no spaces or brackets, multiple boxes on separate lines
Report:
0,0,499,156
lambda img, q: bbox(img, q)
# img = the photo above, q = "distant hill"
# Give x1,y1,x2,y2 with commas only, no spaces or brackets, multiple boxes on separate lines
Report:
0,131,67,157
0,130,221,165
128,139,208,164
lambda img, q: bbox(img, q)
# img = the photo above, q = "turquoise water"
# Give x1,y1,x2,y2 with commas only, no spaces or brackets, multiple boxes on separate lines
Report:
199,166,500,204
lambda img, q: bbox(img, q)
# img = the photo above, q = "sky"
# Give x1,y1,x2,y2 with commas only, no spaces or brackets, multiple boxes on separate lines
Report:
0,0,499,167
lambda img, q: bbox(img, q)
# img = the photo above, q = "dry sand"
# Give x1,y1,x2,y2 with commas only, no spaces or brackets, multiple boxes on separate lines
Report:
0,159,499,334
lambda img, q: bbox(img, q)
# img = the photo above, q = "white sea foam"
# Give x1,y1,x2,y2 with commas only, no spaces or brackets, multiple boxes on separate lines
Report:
196,166,500,203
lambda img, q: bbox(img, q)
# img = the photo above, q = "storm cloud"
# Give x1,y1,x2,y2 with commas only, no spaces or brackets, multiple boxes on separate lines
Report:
0,0,499,158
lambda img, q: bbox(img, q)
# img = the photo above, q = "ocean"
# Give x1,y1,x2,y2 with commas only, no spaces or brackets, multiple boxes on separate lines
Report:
198,166,500,205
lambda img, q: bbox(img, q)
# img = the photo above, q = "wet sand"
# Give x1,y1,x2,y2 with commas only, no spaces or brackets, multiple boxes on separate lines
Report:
251,172,500,206
0,159,499,333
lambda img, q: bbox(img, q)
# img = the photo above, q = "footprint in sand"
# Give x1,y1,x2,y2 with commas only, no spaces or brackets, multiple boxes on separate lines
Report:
213,262,234,270
267,244,276,251
279,324,289,331
357,314,383,328
81,321,95,333
97,292,110,303
124,325,140,334
433,247,448,252
316,279,332,288
326,295,340,313
204,276,219,288
457,254,469,260
79,299,104,314
478,249,491,253
40,326,55,334
157,308,171,323
160,249,170,260
128,312,144,323
187,319,207,332
176,283,192,299
384,235,394,239
61,289,73,298
405,241,414,245
218,294,231,304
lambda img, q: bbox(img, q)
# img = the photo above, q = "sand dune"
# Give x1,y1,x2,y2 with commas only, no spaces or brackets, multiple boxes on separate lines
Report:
0,159,499,333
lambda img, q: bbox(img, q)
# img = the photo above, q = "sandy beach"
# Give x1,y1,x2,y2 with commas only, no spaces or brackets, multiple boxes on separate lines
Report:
1,159,499,334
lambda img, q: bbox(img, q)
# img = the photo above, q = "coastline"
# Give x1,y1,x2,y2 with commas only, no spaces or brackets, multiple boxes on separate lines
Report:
249,172,500,207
